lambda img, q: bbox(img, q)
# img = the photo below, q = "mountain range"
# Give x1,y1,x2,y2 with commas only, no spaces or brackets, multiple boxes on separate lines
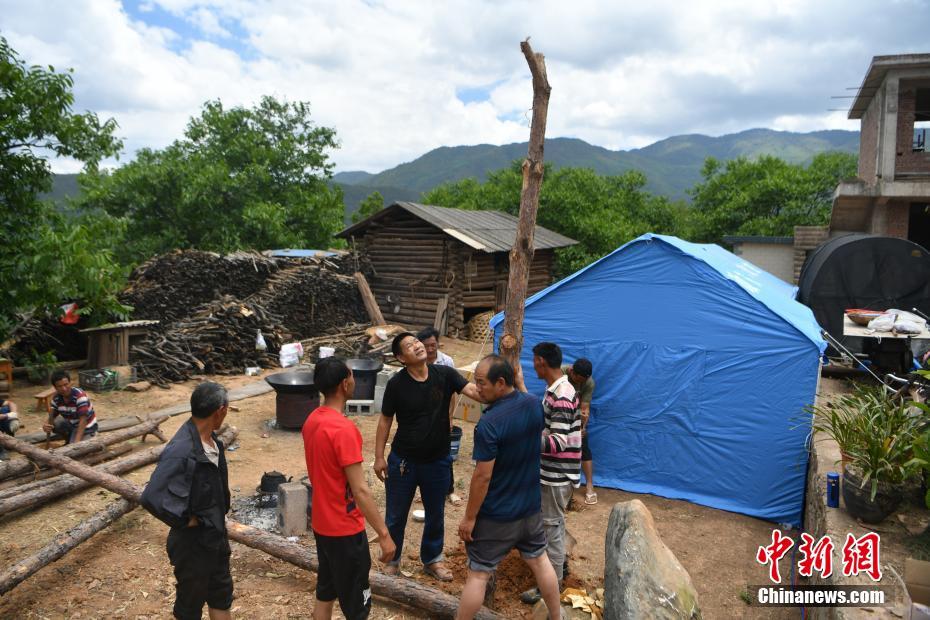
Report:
335,128,860,210
48,128,859,222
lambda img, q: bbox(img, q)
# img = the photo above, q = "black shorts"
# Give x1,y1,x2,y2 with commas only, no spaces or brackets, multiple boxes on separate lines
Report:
314,530,372,620
167,527,233,620
465,512,547,572
581,433,592,461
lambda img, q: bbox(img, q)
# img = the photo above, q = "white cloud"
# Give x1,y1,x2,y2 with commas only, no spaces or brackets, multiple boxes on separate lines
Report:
1,0,924,175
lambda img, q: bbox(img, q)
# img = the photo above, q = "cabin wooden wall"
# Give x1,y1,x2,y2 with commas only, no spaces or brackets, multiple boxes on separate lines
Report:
351,210,558,337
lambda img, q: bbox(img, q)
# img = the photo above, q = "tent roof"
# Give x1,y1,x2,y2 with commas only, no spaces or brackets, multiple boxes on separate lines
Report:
491,233,825,350
336,202,577,253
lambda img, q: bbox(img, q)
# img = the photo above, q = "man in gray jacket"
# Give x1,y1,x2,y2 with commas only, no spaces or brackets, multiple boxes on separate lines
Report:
141,382,233,620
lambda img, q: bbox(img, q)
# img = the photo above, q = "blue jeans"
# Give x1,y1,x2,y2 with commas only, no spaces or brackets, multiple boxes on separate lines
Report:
384,451,451,566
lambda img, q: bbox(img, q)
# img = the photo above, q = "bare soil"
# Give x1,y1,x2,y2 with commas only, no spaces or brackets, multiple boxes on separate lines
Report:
0,338,793,619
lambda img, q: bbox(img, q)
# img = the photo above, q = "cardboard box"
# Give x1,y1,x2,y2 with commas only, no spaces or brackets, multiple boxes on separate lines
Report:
906,558,930,620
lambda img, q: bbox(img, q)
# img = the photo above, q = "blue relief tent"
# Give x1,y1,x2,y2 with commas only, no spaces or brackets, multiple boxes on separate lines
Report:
490,234,825,526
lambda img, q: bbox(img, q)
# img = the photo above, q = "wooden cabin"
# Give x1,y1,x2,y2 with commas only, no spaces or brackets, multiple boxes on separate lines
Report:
337,202,577,337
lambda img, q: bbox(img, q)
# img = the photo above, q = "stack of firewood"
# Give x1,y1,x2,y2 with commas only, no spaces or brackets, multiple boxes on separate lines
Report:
132,297,285,384
126,251,370,384
120,250,283,324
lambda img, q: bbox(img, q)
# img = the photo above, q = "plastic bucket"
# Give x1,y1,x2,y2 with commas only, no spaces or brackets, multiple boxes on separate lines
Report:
319,346,335,359
450,425,463,461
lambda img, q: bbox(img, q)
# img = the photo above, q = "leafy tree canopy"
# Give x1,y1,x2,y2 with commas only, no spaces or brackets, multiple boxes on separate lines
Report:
0,36,126,340
689,152,858,243
423,162,691,275
78,96,344,262
352,190,384,223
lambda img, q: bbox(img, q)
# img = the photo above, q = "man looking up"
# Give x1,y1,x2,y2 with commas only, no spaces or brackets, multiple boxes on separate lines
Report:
521,341,581,604
44,370,98,443
417,325,461,505
141,381,233,620
563,358,596,504
373,332,483,581
303,357,395,620
456,355,561,620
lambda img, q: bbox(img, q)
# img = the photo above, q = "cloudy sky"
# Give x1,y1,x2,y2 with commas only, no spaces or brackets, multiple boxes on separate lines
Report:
3,0,929,174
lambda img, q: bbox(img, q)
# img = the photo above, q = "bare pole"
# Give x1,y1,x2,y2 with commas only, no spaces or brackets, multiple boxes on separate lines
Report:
499,39,551,367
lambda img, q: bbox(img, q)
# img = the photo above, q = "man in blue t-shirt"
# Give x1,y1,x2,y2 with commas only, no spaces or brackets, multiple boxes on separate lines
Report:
455,355,561,620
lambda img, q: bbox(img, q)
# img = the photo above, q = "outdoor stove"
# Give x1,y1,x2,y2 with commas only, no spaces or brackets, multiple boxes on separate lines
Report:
264,370,319,429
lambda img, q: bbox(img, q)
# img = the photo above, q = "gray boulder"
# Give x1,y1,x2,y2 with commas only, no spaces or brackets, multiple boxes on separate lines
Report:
604,499,701,619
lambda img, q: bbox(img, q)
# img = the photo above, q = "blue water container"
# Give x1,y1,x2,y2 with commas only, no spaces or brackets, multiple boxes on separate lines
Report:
826,472,840,508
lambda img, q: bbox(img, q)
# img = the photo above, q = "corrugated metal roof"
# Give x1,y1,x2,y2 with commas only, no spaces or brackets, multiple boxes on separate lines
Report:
337,202,578,253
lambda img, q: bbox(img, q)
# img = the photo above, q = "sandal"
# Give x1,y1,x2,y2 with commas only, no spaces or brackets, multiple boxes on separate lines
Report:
585,491,598,505
383,564,400,576
424,562,453,582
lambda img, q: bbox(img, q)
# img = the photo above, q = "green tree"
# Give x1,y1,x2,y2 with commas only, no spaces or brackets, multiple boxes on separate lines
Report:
78,96,344,262
689,152,858,243
352,190,384,223
0,36,127,340
423,162,690,275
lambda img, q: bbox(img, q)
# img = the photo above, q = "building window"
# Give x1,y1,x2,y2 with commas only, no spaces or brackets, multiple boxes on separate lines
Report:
915,88,930,152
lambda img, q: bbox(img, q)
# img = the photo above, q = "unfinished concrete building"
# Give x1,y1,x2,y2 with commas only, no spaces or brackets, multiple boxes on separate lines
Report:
832,53,930,249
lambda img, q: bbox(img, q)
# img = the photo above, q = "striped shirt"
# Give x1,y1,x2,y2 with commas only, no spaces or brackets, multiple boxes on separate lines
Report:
51,387,97,431
540,374,581,486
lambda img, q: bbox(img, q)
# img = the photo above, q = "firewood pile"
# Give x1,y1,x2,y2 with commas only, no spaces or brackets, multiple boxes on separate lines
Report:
120,250,283,324
125,250,370,384
132,297,285,384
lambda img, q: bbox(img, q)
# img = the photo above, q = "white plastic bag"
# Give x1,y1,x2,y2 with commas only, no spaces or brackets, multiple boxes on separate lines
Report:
255,330,267,351
894,319,922,334
279,342,304,368
868,314,895,332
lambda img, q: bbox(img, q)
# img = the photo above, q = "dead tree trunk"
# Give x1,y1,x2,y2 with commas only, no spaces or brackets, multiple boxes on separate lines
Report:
0,415,167,481
0,427,236,516
0,444,133,496
0,498,135,595
499,39,552,368
0,433,503,620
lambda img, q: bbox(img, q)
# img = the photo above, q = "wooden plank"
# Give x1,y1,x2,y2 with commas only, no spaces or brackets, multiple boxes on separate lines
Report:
354,272,386,325
433,294,449,336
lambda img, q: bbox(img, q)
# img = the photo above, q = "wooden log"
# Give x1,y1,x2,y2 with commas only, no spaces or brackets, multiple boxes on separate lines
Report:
0,427,236,516
0,434,502,620
354,272,386,325
500,40,550,368
0,444,134,495
226,521,503,620
16,415,143,444
0,416,167,482
0,498,136,596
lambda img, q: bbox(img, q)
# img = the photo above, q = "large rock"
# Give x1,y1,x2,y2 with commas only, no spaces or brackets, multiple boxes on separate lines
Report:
604,500,701,620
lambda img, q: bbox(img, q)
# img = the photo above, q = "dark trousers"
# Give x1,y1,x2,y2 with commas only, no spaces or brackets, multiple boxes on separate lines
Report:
384,452,451,566
52,418,97,444
167,527,233,620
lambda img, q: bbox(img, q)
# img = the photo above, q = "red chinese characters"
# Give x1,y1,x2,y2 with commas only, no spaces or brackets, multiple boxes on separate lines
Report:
797,533,834,578
756,529,795,583
841,532,882,581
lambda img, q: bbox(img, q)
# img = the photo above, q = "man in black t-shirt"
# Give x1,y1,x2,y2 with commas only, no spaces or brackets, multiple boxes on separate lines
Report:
374,332,483,581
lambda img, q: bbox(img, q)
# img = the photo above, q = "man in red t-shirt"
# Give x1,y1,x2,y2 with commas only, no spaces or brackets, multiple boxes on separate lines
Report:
303,357,395,620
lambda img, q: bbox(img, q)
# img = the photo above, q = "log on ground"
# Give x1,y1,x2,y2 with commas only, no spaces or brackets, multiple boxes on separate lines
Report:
0,416,167,482
0,444,134,496
0,498,135,596
15,415,143,444
0,426,236,517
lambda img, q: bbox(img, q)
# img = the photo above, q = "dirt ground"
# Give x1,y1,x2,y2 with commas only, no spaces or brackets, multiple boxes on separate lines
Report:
0,338,795,619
